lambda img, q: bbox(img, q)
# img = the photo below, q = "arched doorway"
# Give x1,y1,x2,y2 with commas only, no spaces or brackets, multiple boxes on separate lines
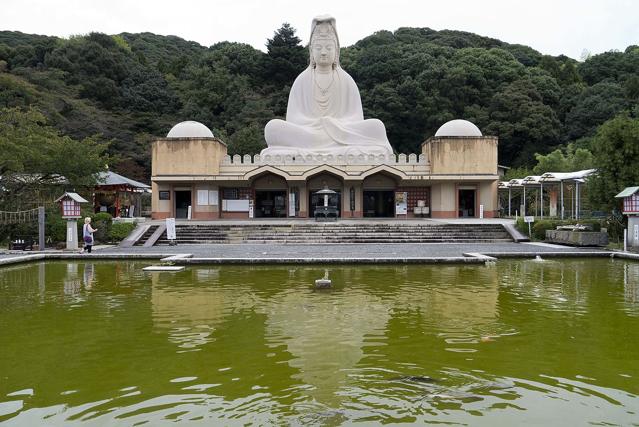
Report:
252,173,288,218
362,173,397,218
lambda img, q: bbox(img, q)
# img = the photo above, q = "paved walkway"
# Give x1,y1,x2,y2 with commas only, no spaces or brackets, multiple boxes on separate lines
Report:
97,242,605,258
0,241,624,267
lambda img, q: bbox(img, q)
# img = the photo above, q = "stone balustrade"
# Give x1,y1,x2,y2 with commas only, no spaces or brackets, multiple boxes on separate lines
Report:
222,153,426,166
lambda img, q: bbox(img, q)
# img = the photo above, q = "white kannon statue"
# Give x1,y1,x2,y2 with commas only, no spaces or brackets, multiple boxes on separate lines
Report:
260,15,394,157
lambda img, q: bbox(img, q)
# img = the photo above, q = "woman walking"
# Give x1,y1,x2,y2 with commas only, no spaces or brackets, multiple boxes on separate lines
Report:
82,217,97,253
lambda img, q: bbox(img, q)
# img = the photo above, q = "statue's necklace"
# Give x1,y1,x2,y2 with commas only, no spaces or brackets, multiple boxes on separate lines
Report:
314,71,334,97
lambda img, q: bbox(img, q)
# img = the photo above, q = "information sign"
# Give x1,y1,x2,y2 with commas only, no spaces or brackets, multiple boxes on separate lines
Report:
166,218,176,240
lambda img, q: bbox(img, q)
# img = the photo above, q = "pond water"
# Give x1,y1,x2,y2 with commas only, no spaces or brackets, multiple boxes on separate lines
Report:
1,259,638,426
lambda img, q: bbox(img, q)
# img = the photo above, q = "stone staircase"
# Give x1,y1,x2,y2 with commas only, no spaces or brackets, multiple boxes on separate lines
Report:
133,225,159,246
151,223,513,245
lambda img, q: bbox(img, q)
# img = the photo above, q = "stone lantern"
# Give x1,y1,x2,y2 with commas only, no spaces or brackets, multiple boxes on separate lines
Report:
314,187,338,221
55,192,89,250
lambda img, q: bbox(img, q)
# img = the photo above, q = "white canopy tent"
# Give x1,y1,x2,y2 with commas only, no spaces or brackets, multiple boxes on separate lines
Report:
500,169,596,219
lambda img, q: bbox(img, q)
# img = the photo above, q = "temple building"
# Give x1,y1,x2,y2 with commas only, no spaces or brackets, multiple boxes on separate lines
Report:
151,16,499,221
150,118,499,220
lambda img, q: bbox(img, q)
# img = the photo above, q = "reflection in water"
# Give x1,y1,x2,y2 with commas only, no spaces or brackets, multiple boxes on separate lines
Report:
391,266,501,338
82,263,95,290
262,286,390,407
1,260,638,425
151,268,260,351
624,262,639,307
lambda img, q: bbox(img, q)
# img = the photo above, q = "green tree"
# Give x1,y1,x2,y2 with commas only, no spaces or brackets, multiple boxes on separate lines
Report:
485,79,561,166
261,23,307,88
588,115,639,210
564,81,628,140
532,143,594,174
0,107,110,207
227,123,266,156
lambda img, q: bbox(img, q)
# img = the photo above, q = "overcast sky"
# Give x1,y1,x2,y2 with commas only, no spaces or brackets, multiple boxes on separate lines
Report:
2,0,638,59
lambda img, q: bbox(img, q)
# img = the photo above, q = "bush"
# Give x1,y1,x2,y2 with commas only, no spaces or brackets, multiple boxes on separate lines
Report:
46,206,67,243
90,212,113,243
532,220,564,240
109,222,136,242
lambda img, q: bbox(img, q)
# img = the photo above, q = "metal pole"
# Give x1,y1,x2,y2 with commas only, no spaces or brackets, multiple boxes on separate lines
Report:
571,185,574,219
540,183,543,219
508,188,511,217
38,206,45,251
560,181,564,220
523,186,526,216
576,182,580,220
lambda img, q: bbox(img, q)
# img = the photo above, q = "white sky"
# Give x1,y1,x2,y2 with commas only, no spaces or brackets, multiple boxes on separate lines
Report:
2,0,638,59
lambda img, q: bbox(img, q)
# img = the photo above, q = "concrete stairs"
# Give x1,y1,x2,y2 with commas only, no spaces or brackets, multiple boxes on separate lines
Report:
133,225,159,246
150,223,513,245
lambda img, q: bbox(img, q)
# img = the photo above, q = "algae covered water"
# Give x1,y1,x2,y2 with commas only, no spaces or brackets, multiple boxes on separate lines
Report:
1,259,638,425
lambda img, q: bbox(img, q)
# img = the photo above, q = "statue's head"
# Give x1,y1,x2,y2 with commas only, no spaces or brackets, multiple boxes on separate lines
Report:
310,15,339,69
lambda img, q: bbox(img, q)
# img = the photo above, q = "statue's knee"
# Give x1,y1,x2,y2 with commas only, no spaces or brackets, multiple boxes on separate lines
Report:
264,119,285,143
364,119,387,138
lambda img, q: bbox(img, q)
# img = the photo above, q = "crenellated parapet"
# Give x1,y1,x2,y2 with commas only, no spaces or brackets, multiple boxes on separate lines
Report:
222,153,426,166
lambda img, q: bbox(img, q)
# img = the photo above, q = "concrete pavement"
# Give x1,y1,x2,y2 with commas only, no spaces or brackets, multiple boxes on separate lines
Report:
0,241,623,267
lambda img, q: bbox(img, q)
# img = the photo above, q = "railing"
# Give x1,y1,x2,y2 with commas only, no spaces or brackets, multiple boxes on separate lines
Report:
221,153,426,166
0,207,41,225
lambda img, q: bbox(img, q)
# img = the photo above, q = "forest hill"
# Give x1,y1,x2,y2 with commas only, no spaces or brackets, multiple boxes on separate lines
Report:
0,26,637,184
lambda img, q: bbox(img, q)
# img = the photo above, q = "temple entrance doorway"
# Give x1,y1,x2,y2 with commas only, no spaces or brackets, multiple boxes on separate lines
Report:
175,191,191,219
363,190,395,217
458,189,476,218
255,191,287,218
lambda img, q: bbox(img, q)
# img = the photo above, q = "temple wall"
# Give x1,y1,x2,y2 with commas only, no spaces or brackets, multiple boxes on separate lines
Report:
253,174,288,190
151,182,172,219
151,137,499,220
152,138,227,176
362,174,397,189
423,136,497,175
479,181,498,217
307,174,342,190
430,182,457,218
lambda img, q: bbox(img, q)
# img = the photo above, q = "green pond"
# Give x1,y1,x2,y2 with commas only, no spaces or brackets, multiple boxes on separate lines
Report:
1,259,638,426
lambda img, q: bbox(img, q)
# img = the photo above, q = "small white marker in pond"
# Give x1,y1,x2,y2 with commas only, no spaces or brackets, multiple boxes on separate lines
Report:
143,266,185,272
315,270,332,289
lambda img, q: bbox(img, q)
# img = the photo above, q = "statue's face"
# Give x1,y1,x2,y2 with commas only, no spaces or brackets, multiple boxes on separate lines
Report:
312,38,336,67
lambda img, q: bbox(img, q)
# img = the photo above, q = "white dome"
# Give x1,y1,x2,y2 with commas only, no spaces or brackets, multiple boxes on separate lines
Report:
167,121,214,138
435,119,482,137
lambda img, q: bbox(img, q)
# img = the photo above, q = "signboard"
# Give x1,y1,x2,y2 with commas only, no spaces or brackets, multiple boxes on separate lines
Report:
197,190,208,205
248,200,254,218
524,216,534,238
196,190,219,206
166,218,176,240
479,204,484,219
395,192,408,215
289,193,296,217
222,200,250,212
349,187,355,211
634,224,638,242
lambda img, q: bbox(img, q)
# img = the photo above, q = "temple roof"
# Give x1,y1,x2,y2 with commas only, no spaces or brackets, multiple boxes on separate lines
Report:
96,171,150,189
